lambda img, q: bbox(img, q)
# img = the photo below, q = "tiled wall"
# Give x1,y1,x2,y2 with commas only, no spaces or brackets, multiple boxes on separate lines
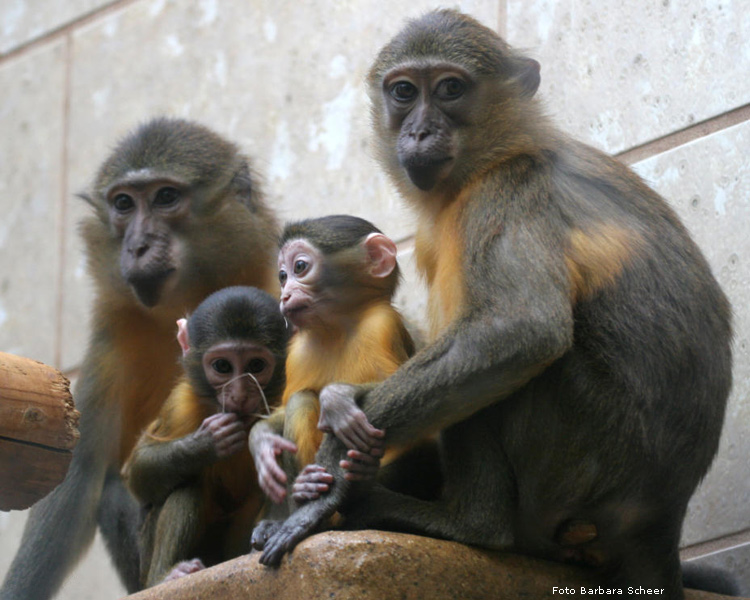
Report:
0,1,748,596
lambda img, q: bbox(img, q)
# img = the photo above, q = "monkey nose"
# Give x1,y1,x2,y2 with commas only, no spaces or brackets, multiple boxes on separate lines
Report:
132,242,150,258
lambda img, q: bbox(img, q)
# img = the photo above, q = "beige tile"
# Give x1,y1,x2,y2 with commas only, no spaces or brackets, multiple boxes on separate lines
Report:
0,42,66,366
507,0,750,154
0,0,110,54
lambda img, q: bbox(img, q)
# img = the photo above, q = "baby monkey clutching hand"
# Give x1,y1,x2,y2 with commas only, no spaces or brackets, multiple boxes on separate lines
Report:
123,286,289,587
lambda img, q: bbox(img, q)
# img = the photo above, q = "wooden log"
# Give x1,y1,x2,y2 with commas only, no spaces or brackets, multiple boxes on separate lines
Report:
0,351,79,511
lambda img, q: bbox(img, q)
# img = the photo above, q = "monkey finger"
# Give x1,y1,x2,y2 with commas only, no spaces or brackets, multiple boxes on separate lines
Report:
346,449,380,465
295,465,334,485
271,437,298,455
347,423,385,453
259,472,287,504
340,459,379,481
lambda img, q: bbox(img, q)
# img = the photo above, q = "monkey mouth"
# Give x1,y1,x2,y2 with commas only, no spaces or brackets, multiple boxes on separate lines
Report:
402,156,454,191
282,302,313,327
127,268,176,308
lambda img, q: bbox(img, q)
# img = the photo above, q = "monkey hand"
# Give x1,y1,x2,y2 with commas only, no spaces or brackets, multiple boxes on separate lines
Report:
319,383,385,453
248,425,298,504
292,464,334,504
341,444,384,482
195,412,247,459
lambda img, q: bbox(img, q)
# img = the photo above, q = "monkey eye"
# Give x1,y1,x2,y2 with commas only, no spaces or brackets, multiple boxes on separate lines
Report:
436,78,465,100
390,81,418,102
246,359,267,374
113,194,135,213
154,186,180,207
211,358,233,374
294,259,308,275
278,270,287,286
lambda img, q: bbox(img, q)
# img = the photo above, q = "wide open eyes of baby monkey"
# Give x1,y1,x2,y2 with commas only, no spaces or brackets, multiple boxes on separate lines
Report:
124,286,288,587
248,215,434,552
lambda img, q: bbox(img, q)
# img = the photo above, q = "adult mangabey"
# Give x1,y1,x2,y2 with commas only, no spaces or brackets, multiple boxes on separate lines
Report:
249,215,438,550
123,286,288,587
0,118,279,599
256,10,732,599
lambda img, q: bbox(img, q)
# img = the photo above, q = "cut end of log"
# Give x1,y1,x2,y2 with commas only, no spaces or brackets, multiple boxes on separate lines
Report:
0,352,80,510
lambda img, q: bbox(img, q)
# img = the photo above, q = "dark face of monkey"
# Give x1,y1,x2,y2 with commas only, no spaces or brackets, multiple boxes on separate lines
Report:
368,10,541,192
179,286,289,418
277,215,399,330
82,117,273,309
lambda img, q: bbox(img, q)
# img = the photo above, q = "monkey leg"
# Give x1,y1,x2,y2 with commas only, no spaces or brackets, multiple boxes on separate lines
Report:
284,390,323,470
345,417,515,549
600,513,684,600
146,487,207,588
97,468,142,592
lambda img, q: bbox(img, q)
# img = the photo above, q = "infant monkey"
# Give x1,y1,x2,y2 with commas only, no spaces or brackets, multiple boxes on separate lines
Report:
250,215,435,553
124,286,288,586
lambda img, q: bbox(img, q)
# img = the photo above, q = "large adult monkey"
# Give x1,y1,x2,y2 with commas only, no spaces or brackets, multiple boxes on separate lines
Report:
0,118,279,599
256,10,733,599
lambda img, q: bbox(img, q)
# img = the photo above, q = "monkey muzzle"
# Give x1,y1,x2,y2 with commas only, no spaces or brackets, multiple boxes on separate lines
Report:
126,268,176,308
400,155,454,191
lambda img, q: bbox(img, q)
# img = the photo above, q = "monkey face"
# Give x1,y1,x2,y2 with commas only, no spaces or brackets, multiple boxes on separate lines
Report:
107,173,188,307
380,66,475,191
277,239,327,329
202,341,276,415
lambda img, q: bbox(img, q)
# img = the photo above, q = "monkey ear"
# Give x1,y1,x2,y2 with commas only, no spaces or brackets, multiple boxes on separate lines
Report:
176,318,190,356
515,57,541,98
363,233,397,279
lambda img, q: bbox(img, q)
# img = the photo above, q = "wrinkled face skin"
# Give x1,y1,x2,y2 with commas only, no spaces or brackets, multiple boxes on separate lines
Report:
201,341,276,416
383,63,475,191
107,172,189,307
277,239,329,330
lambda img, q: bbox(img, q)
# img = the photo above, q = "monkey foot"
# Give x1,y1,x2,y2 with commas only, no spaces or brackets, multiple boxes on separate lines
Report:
162,558,206,582
259,503,332,567
251,519,283,551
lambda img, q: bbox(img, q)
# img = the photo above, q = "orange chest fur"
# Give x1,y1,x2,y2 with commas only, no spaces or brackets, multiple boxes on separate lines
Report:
204,448,259,514
282,305,407,404
414,198,468,338
110,312,182,465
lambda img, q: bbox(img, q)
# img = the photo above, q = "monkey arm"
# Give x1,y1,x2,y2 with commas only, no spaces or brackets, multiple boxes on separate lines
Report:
248,409,298,504
126,432,217,506
361,216,575,444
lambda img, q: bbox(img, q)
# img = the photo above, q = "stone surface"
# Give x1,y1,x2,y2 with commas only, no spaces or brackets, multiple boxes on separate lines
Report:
632,121,750,547
684,543,750,597
0,0,109,54
0,42,66,366
124,531,741,600
506,0,750,154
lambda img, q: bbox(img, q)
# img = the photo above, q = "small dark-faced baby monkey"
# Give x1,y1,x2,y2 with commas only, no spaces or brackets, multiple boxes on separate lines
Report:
123,286,288,587
256,10,732,600
249,215,432,552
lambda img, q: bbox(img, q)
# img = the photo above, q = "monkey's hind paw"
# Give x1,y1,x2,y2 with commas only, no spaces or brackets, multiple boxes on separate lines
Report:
251,519,283,551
